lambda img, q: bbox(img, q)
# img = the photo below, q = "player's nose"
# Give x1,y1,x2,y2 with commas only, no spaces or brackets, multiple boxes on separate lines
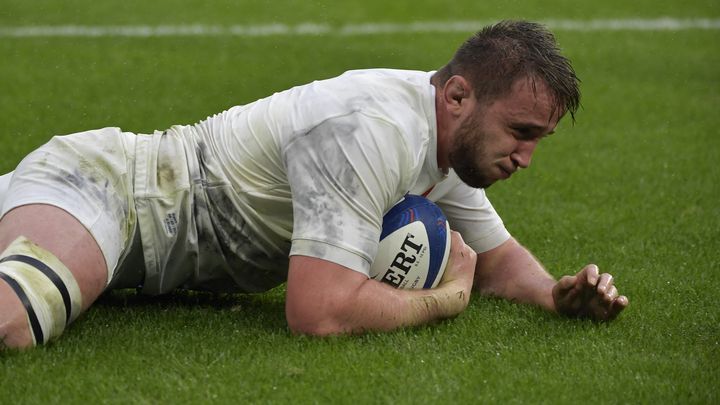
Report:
511,140,537,169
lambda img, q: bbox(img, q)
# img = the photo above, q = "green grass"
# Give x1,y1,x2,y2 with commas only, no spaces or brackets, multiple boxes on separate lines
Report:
1,1,719,403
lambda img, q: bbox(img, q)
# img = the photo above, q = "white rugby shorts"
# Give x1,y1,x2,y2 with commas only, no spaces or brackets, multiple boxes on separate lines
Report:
0,127,236,294
0,128,138,283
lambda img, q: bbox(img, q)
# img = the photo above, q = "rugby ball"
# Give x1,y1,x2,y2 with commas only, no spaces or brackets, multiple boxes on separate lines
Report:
369,195,451,289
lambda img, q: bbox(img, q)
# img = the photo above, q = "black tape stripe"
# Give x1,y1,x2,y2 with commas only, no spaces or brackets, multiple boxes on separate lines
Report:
0,254,72,323
0,272,45,344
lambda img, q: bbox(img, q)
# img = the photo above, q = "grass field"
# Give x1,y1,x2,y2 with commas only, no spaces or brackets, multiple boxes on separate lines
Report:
1,1,719,403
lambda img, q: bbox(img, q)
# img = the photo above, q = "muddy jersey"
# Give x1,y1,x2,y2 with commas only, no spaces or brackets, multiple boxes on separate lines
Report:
166,68,510,292
0,69,510,295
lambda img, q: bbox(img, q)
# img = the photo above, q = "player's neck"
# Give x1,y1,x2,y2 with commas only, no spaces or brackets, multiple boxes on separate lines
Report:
433,83,451,172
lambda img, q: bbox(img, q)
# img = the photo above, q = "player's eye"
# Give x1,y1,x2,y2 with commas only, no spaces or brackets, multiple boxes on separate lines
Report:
512,127,534,140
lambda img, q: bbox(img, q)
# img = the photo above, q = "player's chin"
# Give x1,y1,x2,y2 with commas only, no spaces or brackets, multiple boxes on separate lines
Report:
454,168,494,189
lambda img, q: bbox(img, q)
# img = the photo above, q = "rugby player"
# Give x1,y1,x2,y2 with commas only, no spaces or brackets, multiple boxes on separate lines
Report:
0,21,628,349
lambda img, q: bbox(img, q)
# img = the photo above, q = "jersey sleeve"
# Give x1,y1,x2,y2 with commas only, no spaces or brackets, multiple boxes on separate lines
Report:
431,174,511,253
283,112,412,276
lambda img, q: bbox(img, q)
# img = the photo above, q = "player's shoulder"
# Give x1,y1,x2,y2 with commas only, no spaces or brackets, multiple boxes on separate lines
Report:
336,68,431,85
331,69,436,136
331,69,434,102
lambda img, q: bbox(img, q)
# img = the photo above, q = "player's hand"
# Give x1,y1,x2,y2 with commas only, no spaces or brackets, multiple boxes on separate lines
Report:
437,231,477,312
552,264,629,321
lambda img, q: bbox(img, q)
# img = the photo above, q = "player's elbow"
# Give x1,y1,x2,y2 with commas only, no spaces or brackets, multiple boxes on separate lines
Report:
285,256,369,336
286,307,348,336
285,289,357,336
287,319,342,337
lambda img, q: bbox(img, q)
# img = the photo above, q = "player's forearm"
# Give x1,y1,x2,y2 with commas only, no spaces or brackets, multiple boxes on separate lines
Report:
286,255,471,336
347,278,470,332
287,278,468,336
473,238,556,312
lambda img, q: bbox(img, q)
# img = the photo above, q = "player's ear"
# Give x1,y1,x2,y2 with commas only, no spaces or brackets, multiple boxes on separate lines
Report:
443,75,474,116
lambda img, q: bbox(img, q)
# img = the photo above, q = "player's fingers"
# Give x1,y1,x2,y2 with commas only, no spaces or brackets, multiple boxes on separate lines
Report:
580,264,600,287
602,285,619,304
607,295,629,320
452,232,475,263
461,243,477,267
449,231,466,252
446,232,475,275
596,273,614,294
447,232,466,264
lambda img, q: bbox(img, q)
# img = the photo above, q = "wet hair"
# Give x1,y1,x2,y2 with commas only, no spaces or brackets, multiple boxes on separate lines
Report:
434,20,581,122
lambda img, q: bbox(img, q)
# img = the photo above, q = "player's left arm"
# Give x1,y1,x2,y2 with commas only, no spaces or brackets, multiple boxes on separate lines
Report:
473,237,629,321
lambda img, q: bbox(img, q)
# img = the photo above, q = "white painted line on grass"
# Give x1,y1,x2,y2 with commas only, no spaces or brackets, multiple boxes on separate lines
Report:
0,18,718,38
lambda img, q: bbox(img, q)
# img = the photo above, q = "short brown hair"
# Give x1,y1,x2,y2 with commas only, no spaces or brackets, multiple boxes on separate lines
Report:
435,20,581,121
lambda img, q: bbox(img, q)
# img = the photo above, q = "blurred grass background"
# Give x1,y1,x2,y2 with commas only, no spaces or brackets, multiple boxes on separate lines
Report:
0,1,718,403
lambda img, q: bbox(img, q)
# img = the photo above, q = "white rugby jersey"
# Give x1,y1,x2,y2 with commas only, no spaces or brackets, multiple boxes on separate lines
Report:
187,69,510,283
